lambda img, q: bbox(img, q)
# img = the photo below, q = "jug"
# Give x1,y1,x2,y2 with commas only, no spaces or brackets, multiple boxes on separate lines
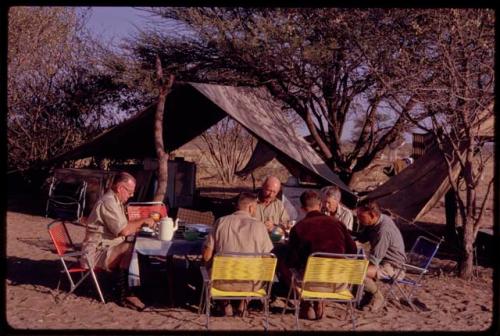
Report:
159,217,179,241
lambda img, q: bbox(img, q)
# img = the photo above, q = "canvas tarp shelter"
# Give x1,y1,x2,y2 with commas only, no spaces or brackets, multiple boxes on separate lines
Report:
366,103,494,223
365,142,461,223
47,82,353,197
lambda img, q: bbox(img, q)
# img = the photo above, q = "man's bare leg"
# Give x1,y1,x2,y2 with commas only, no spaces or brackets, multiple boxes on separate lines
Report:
106,242,145,311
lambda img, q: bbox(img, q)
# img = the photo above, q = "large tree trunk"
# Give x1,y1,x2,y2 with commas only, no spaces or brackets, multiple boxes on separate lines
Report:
152,55,175,203
458,216,475,279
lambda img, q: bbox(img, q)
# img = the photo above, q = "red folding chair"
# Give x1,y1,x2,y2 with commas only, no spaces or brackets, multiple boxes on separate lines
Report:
47,220,105,303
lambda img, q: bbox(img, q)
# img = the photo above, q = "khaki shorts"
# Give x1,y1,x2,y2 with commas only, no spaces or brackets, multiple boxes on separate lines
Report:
375,262,405,280
81,240,129,272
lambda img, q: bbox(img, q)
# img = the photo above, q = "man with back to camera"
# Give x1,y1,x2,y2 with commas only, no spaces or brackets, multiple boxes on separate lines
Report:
202,192,274,317
81,172,156,311
321,185,354,231
253,176,291,232
355,200,406,312
286,190,357,320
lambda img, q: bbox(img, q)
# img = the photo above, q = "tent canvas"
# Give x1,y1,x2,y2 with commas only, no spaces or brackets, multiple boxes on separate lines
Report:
366,101,493,223
47,82,353,197
365,142,461,223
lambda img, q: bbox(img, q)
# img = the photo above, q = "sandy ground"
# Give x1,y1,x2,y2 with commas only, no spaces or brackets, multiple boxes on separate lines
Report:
5,209,495,332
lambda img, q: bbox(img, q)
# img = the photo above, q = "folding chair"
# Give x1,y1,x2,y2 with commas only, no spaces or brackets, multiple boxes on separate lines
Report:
126,201,168,221
47,220,105,303
283,252,368,330
382,235,442,310
46,178,87,221
176,207,215,225
199,252,277,330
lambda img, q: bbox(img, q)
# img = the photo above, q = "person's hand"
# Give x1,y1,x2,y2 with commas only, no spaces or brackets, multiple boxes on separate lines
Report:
264,220,274,232
150,211,161,222
142,218,156,228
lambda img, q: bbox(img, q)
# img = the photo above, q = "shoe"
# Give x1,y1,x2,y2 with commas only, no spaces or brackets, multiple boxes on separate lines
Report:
299,302,316,320
314,301,325,320
122,295,146,311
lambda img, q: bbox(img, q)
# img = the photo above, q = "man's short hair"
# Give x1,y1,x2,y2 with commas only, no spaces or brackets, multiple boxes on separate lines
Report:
237,192,258,209
321,185,341,201
112,172,136,187
300,190,322,209
356,200,381,216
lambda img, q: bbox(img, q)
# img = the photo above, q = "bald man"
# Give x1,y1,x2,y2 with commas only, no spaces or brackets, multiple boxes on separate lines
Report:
81,172,155,311
253,176,290,232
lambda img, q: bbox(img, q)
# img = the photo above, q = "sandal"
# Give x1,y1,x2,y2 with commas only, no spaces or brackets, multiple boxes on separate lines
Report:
122,295,146,312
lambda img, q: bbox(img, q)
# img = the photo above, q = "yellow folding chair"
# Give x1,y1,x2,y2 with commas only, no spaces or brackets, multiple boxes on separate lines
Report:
199,252,277,330
283,252,368,330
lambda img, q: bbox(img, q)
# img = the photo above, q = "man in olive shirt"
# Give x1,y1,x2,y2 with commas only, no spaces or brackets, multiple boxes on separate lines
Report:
254,176,290,232
81,172,155,311
356,200,406,312
203,192,273,316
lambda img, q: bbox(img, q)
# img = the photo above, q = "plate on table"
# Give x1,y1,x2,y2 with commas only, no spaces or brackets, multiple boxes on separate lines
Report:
184,224,212,239
184,224,212,233
138,226,156,237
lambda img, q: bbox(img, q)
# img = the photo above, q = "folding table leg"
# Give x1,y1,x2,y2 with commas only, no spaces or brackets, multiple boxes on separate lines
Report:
165,256,175,306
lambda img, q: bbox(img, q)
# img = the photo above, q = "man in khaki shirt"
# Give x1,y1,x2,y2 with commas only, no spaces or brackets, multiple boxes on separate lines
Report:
81,172,155,311
321,185,354,231
254,176,290,232
203,192,273,316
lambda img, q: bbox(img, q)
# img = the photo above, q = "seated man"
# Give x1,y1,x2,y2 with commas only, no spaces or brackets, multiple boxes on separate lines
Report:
203,192,274,316
81,172,155,311
253,176,291,232
355,200,406,312
320,185,354,231
286,190,357,320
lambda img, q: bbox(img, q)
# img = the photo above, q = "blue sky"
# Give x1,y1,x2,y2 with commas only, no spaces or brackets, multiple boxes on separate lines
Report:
86,7,151,44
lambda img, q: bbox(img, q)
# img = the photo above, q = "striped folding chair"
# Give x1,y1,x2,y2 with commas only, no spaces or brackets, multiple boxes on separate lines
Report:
382,235,442,310
126,201,168,221
199,252,277,330
47,220,105,303
283,252,368,330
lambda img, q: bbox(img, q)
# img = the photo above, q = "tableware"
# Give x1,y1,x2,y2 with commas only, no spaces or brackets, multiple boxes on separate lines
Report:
270,226,284,242
140,226,154,233
183,230,200,241
184,224,212,233
159,217,179,241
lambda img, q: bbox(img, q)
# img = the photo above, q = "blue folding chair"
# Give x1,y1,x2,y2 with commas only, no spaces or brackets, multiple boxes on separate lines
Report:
382,235,443,310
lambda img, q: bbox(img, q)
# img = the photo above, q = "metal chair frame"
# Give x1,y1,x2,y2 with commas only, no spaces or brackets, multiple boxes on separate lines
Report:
199,252,277,330
382,235,442,310
47,220,105,303
282,252,368,330
46,177,87,221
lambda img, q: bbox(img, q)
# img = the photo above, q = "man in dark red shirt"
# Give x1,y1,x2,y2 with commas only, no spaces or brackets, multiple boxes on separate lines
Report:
286,190,357,320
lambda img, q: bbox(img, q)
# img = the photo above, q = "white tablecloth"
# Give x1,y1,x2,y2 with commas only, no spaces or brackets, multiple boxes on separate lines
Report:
128,236,203,287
